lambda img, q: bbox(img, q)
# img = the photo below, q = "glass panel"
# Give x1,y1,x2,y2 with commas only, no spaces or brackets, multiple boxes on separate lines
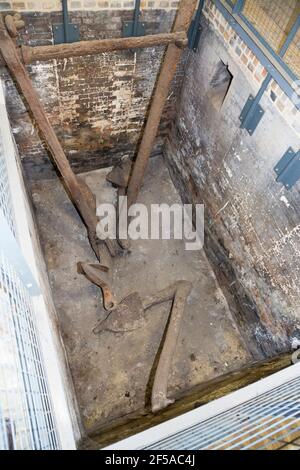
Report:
284,27,300,78
243,0,299,54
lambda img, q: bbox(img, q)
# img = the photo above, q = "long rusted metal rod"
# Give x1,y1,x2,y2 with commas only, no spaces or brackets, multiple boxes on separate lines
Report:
78,262,117,312
0,15,116,259
21,31,188,64
127,0,197,208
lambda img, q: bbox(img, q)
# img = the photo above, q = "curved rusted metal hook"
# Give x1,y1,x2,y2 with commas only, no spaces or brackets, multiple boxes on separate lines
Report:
77,262,118,312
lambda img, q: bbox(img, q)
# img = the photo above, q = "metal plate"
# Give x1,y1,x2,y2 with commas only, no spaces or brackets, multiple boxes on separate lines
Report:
188,19,202,51
274,147,295,176
122,21,145,38
275,147,300,190
52,23,80,45
239,94,265,135
188,0,204,51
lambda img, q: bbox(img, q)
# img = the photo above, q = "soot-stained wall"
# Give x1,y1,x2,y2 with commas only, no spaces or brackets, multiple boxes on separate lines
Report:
0,1,183,180
164,1,300,359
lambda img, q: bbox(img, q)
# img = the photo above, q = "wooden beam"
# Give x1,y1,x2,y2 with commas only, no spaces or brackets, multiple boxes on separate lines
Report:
80,353,293,449
21,31,188,64
126,0,198,208
0,15,116,259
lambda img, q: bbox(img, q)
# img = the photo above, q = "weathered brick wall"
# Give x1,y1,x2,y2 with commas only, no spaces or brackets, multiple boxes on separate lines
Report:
0,2,184,179
164,1,300,358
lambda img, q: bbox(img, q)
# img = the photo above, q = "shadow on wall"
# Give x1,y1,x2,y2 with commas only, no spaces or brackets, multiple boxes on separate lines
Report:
208,60,233,111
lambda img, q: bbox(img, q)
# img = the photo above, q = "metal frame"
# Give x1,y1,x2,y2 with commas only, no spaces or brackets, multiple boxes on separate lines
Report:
216,1,300,187
105,362,300,449
122,0,145,38
232,0,244,15
188,0,205,51
278,14,300,57
0,253,59,450
52,0,80,45
239,12,300,82
226,0,300,60
214,0,300,109
0,81,78,450
240,14,299,135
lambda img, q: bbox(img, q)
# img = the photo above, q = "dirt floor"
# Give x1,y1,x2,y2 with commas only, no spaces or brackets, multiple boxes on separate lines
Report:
30,156,252,435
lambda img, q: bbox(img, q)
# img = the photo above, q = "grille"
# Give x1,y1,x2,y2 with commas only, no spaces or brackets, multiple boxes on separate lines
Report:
0,253,59,450
0,118,60,450
0,139,16,237
144,377,300,450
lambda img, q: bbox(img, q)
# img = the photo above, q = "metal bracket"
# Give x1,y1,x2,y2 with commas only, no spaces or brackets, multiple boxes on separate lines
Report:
53,24,80,45
188,19,202,51
122,21,145,37
52,0,80,45
122,0,145,38
239,94,265,136
275,147,300,190
188,0,204,51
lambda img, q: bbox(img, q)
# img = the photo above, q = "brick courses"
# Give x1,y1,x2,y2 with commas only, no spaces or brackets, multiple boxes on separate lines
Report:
0,6,184,179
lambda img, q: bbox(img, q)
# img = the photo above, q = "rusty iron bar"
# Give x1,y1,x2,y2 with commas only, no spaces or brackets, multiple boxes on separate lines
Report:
143,281,192,413
78,262,117,312
0,15,121,260
21,31,188,64
126,0,198,208
90,278,192,411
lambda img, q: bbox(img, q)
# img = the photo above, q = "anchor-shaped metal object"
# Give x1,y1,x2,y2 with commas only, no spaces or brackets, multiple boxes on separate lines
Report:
84,277,192,413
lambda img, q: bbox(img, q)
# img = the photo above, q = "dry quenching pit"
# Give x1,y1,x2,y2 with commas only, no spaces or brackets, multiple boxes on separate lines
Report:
0,0,198,415
1,0,299,450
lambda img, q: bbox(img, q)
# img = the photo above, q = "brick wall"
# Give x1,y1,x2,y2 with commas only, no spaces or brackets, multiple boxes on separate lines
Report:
0,3,184,179
164,0,300,358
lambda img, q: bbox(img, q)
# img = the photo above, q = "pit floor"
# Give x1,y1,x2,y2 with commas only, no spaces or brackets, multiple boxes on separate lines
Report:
30,156,252,436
